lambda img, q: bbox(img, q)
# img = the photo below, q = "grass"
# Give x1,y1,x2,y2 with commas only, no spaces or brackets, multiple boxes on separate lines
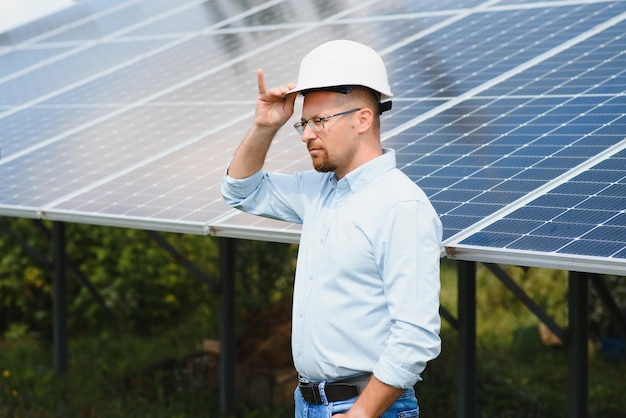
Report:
1,260,625,417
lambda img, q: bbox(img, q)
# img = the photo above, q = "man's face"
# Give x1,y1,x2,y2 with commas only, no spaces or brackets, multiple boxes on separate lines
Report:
299,91,359,179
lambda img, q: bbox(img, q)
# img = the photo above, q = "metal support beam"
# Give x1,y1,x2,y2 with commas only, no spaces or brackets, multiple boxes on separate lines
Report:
457,261,476,418
219,237,236,415
52,222,68,376
483,263,566,344
0,218,49,266
440,305,458,331
568,271,588,418
146,230,220,293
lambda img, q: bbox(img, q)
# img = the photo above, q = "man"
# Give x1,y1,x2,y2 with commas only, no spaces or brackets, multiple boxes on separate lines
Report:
221,40,442,417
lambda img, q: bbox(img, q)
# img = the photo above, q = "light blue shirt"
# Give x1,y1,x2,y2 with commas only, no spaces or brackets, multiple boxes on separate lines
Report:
221,149,442,388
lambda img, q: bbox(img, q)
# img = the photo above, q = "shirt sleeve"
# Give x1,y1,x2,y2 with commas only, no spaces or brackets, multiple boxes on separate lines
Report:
221,163,305,224
372,199,443,388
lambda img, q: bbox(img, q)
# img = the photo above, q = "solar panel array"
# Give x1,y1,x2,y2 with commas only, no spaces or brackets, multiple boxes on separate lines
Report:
0,0,624,275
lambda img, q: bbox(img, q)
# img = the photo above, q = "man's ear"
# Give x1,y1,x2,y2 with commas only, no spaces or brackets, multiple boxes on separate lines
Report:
355,107,374,134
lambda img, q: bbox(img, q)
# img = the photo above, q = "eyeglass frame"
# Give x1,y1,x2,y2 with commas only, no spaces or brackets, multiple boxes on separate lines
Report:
293,108,361,135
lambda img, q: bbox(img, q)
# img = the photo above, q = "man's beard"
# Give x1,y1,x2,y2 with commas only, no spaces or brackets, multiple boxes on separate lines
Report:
312,153,337,173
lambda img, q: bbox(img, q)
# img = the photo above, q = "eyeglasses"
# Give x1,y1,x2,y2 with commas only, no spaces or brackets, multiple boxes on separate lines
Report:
293,108,361,135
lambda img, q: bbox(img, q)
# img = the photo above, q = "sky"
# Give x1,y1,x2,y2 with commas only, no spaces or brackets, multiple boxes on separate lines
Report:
0,0,76,34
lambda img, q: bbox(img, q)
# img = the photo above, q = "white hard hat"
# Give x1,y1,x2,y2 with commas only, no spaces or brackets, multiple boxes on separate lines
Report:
288,40,393,101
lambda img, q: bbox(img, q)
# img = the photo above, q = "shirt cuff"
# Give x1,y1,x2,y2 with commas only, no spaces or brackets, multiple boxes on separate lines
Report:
373,358,423,389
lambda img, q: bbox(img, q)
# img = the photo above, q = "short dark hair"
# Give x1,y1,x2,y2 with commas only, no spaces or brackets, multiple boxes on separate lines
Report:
348,86,381,113
337,86,382,132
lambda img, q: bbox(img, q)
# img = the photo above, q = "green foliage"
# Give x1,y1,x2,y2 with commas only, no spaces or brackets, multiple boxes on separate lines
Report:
474,264,569,347
0,306,296,418
0,218,296,340
235,239,297,313
1,218,625,417
0,216,298,416
0,219,52,338
64,224,220,336
0,328,211,418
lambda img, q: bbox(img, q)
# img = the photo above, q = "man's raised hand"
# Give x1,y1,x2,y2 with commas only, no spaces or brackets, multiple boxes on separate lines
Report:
254,68,297,130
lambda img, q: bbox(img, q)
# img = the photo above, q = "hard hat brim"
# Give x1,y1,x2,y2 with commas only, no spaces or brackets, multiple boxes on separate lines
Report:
286,84,393,101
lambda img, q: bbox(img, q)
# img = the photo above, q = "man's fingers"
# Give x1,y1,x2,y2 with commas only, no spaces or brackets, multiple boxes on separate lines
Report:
284,88,297,107
257,68,297,102
257,70,283,100
257,68,266,95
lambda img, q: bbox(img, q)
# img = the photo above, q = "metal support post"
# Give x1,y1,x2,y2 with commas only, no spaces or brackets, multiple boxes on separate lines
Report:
52,221,68,376
219,237,236,415
568,271,588,418
458,261,476,418
32,220,118,327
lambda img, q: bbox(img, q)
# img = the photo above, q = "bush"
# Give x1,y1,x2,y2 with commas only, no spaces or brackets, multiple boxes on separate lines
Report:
0,218,297,340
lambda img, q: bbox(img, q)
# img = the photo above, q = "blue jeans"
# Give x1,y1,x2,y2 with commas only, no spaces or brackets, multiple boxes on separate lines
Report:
294,385,419,417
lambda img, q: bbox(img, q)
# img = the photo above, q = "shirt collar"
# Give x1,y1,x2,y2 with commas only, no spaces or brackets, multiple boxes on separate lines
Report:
331,148,397,193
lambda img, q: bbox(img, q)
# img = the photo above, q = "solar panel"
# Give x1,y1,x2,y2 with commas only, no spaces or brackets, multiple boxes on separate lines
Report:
0,0,624,275
452,146,626,275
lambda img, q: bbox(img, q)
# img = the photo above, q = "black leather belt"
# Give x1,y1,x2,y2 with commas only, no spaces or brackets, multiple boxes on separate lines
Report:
298,374,370,404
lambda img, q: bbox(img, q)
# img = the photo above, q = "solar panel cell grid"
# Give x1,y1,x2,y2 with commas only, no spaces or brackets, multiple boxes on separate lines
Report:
393,90,625,241
0,47,73,78
109,2,242,39
0,39,170,106
44,35,251,105
0,106,104,156
458,148,626,262
389,2,624,100
350,0,485,16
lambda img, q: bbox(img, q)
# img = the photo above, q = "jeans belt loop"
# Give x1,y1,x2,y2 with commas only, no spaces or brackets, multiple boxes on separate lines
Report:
316,381,325,404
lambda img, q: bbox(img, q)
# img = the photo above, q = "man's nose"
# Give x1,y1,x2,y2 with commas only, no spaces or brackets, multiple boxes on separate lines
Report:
300,124,317,143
